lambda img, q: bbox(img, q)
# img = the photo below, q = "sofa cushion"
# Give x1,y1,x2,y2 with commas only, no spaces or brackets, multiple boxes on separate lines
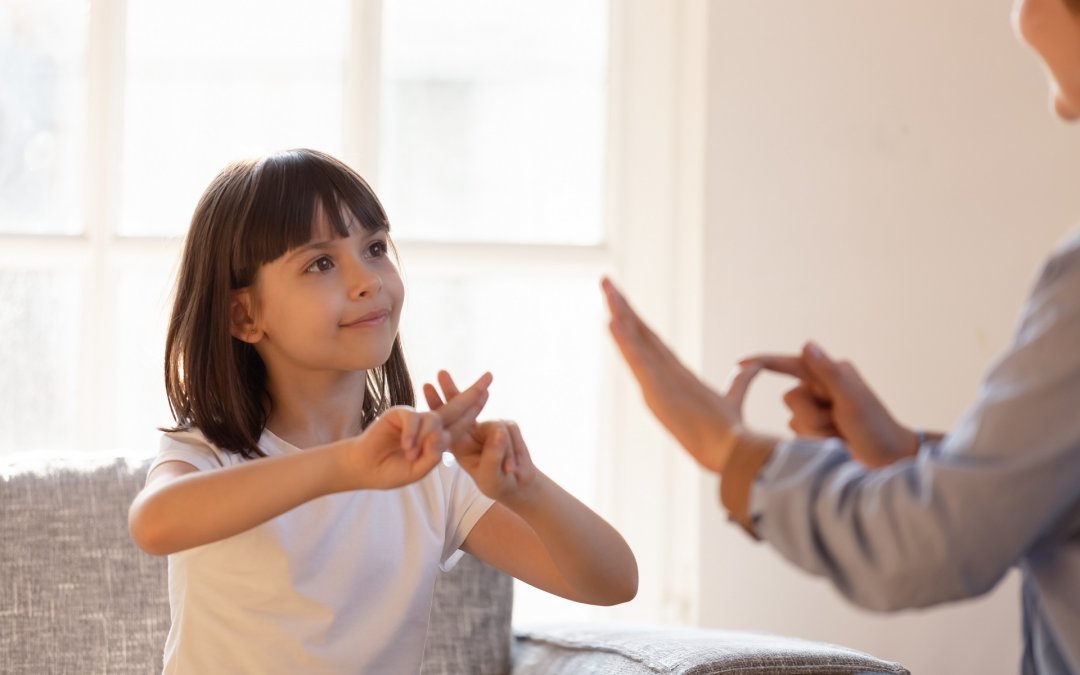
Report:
423,553,514,674
1,457,514,675
512,623,910,675
0,458,170,674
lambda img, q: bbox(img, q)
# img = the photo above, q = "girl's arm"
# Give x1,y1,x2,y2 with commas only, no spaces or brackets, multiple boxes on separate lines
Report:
461,439,639,606
130,375,491,556
425,375,637,605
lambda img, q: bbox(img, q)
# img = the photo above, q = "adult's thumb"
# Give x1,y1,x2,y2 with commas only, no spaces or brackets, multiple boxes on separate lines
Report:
802,342,843,395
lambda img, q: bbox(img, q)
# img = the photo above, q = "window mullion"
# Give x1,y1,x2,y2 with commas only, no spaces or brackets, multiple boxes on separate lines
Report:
82,0,127,453
344,0,383,184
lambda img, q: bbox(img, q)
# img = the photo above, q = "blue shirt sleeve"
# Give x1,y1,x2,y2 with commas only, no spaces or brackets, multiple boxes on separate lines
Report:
752,231,1080,612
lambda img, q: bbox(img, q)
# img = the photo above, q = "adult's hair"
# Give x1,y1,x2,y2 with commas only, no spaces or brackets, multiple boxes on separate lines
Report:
163,148,414,458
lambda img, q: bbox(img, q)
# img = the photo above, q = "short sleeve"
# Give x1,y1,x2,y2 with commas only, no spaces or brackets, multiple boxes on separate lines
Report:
436,455,494,572
150,429,231,474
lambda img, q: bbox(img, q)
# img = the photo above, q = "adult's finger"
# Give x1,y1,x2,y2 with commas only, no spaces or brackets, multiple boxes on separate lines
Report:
723,361,765,412
801,342,847,397
608,309,689,391
739,353,811,380
783,385,835,436
603,278,684,371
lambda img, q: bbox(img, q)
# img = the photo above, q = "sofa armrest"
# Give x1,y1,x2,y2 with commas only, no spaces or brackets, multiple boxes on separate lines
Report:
512,623,909,675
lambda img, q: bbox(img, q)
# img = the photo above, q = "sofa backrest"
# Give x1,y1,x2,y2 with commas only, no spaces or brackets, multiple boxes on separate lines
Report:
0,459,511,674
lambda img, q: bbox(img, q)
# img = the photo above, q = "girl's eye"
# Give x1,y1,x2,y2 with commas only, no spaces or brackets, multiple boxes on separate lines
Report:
367,240,389,257
305,256,335,273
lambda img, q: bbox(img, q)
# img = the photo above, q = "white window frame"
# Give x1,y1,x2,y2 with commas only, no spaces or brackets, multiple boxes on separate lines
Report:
0,0,709,625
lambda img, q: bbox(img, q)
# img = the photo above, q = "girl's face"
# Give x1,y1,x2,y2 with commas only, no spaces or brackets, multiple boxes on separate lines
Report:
1013,0,1080,120
235,209,404,378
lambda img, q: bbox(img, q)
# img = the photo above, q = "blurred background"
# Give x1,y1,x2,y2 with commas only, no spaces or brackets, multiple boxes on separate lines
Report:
3,1,1080,672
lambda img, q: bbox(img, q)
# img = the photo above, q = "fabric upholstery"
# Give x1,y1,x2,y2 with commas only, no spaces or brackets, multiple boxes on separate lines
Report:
0,458,512,675
423,553,513,674
512,624,910,674
2,458,908,675
1,459,170,674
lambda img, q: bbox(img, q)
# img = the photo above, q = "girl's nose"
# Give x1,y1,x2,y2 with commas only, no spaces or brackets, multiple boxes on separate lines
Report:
347,258,383,298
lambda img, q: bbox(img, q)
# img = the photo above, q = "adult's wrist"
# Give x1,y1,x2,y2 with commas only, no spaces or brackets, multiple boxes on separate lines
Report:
719,430,778,537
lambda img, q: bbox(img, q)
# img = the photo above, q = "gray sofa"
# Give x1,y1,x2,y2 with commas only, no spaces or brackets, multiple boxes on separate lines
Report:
1,458,910,674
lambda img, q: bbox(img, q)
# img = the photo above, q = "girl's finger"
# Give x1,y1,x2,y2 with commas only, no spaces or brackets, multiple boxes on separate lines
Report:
444,396,487,441
436,372,493,426
478,422,509,474
506,422,531,475
423,383,445,411
438,370,463,399
411,437,446,478
416,412,443,452
397,408,421,455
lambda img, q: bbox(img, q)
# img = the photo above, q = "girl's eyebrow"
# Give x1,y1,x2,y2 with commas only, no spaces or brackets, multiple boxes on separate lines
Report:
284,228,389,263
285,239,336,263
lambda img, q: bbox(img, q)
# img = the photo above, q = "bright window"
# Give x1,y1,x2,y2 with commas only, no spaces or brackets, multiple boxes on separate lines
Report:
0,0,705,627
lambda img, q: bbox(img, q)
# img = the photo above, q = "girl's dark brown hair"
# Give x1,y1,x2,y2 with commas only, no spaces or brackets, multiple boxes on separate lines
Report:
164,148,414,458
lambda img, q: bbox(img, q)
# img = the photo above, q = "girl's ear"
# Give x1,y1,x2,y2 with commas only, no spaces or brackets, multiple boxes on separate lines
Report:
229,290,263,343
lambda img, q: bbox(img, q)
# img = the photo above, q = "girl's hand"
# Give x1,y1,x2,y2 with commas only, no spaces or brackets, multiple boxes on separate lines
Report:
338,406,449,490
423,372,539,503
602,277,762,474
740,342,921,468
341,371,493,490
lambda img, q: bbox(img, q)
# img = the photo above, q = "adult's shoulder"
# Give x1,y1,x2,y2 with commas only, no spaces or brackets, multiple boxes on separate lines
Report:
1039,226,1080,287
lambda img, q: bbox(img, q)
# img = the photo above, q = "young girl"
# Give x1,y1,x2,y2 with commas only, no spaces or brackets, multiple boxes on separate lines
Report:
128,148,638,673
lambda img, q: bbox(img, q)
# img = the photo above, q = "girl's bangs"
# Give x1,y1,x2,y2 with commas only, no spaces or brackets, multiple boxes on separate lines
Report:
230,149,390,288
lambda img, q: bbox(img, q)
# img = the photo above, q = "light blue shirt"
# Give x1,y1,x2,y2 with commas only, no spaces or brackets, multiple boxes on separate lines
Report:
751,230,1080,675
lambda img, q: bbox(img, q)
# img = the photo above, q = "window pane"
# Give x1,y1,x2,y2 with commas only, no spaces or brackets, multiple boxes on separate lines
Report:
0,0,87,235
0,269,81,454
111,260,176,454
380,0,607,245
119,0,348,237
400,269,603,623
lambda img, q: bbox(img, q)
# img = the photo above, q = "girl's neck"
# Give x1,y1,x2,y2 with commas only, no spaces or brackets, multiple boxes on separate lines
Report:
262,369,369,450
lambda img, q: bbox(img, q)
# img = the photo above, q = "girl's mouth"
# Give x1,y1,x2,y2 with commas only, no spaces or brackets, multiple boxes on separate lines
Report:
341,309,390,328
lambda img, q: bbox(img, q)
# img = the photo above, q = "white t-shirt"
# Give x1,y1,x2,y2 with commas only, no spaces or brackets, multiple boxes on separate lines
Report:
150,428,494,674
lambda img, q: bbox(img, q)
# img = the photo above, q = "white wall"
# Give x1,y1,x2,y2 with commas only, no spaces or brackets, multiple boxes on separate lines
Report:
698,1,1080,673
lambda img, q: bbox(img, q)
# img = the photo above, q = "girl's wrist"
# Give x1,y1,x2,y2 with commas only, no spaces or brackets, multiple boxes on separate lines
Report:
500,470,549,513
322,438,364,493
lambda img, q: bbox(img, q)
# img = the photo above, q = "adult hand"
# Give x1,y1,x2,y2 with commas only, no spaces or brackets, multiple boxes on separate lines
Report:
601,277,761,474
741,342,921,468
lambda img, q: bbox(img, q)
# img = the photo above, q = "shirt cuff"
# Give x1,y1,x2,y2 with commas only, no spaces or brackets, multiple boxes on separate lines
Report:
719,432,777,539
